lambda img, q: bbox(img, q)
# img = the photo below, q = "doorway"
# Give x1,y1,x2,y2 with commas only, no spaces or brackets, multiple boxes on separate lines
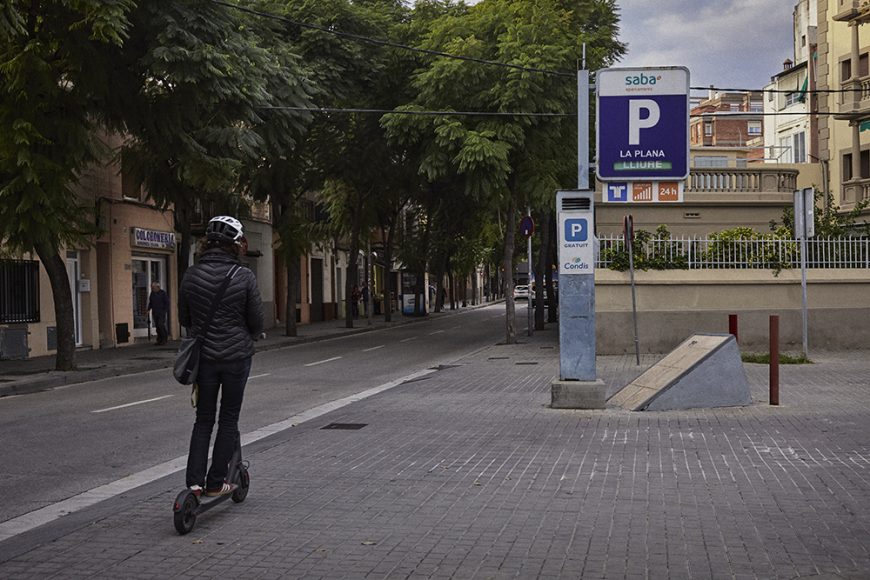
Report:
310,258,324,322
132,256,166,339
65,251,82,346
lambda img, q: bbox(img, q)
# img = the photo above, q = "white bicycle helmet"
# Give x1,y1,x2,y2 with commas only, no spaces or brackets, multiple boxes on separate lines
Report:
206,216,244,245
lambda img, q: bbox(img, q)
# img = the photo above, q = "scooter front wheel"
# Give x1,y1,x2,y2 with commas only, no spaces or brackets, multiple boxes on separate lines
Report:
231,465,250,503
173,490,198,534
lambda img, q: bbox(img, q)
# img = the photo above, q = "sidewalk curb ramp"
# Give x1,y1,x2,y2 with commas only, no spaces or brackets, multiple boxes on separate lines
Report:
608,333,751,411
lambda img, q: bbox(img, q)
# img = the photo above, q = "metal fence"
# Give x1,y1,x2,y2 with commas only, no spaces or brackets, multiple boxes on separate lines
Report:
596,235,870,269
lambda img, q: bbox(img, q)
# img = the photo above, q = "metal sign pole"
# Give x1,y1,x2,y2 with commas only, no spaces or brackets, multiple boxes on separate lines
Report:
527,207,533,337
625,215,640,365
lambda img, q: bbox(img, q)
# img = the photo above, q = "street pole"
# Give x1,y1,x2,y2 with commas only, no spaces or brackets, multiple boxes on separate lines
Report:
527,206,533,337
367,238,373,326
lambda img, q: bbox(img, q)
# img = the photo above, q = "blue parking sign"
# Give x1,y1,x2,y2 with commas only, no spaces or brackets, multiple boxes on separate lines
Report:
564,218,588,242
596,67,689,182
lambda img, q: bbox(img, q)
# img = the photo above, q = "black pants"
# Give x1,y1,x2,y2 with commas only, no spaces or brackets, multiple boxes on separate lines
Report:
186,357,252,489
152,312,168,344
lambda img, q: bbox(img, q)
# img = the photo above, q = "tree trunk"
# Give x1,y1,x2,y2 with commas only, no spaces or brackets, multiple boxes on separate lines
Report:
534,210,550,330
175,205,193,284
345,196,364,328
547,211,558,323
503,197,517,344
35,241,76,371
285,255,299,337
471,267,478,305
382,225,394,323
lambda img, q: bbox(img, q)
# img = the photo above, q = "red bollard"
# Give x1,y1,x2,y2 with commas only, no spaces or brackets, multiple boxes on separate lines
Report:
729,314,738,343
769,315,779,406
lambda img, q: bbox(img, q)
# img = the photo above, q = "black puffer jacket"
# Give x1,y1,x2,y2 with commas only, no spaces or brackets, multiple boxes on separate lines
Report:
179,248,264,361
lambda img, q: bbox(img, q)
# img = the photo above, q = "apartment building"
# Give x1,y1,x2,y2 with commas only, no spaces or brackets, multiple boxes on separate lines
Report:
818,0,870,222
690,91,765,159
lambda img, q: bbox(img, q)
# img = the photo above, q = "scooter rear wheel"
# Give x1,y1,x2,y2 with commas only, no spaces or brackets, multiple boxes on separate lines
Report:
231,465,250,503
173,491,198,535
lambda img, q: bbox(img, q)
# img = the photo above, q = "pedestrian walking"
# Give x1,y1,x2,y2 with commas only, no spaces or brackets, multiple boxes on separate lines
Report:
178,216,264,498
361,285,370,317
147,282,170,345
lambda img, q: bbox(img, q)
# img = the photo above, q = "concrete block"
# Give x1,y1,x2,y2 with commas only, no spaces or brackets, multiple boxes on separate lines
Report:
551,379,606,409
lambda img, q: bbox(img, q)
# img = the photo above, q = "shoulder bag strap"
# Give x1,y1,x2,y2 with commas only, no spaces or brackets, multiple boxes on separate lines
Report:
199,265,240,340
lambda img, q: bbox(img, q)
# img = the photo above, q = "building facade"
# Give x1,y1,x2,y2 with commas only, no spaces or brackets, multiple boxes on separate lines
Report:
818,0,870,222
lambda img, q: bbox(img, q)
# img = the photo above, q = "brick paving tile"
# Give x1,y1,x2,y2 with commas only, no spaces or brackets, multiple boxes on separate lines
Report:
1,333,870,579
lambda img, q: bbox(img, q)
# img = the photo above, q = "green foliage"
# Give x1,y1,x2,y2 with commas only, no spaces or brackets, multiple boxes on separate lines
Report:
601,225,689,271
703,227,795,272
741,352,812,364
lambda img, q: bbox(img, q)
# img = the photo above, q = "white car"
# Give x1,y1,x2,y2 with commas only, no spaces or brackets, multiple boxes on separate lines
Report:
513,284,529,300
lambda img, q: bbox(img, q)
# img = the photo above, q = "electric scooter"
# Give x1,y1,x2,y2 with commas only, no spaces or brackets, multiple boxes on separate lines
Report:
173,437,250,534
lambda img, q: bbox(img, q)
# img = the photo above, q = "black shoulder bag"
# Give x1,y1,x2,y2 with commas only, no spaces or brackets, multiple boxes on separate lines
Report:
174,265,239,385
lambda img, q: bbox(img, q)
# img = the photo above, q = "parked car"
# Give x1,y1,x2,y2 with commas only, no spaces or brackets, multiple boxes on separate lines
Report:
530,284,558,307
513,284,529,300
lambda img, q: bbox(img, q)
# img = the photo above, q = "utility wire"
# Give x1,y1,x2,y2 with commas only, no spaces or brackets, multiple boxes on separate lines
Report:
211,0,575,78
259,105,841,118
259,106,572,117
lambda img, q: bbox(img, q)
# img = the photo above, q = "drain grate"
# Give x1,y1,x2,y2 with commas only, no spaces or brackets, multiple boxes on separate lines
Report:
321,423,367,430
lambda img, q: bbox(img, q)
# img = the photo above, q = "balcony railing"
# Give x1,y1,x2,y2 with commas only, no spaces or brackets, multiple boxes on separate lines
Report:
687,167,797,193
843,177,870,206
838,75,870,116
833,0,862,21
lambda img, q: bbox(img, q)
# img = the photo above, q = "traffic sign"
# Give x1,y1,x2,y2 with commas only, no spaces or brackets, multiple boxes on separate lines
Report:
520,215,535,237
596,67,690,182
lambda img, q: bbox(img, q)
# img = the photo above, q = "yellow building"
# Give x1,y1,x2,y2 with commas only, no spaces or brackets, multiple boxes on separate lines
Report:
819,0,870,223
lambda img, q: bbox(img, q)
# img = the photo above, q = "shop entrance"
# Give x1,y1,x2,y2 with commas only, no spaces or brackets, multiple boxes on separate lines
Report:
132,257,166,339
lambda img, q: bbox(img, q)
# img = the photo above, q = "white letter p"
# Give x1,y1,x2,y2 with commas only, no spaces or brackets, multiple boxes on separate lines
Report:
628,99,660,145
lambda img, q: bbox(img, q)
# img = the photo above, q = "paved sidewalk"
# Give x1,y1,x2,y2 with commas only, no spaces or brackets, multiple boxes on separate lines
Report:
0,304,488,398
1,327,869,579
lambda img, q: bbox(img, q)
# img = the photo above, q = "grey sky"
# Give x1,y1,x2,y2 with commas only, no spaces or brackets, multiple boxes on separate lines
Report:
616,0,796,91
462,0,796,92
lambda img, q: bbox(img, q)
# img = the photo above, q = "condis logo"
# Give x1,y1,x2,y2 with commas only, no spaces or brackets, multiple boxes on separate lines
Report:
624,73,662,86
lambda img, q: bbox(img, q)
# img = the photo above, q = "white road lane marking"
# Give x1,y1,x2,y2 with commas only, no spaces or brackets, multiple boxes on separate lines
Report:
304,356,342,367
91,395,175,414
399,337,418,343
429,330,445,335
362,345,385,352
0,366,438,542
248,373,271,380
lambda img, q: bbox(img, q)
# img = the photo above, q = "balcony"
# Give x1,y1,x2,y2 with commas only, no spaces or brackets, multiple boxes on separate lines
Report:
833,0,870,22
687,167,798,195
836,75,870,119
843,177,870,207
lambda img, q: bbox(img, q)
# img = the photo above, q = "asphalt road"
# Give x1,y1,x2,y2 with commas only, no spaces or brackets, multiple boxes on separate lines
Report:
0,304,516,524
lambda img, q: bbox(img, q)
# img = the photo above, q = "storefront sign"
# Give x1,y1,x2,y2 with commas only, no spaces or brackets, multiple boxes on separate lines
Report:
132,228,176,250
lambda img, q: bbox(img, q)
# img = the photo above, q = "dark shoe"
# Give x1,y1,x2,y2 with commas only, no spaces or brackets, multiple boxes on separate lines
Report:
204,482,237,497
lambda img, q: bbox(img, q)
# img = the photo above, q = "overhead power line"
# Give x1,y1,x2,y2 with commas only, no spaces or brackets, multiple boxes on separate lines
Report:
259,106,841,118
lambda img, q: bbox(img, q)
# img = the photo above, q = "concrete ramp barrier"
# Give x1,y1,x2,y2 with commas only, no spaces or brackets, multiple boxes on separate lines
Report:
608,334,751,411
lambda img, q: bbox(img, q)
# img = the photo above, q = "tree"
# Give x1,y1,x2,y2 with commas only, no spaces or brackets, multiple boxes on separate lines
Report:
385,0,625,344
0,1,135,370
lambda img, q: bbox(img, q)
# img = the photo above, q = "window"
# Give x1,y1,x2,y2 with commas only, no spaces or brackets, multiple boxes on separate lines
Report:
704,122,713,136
0,260,40,323
801,35,806,47
785,91,802,107
842,60,852,82
780,136,793,163
861,53,869,77
843,153,853,181
747,121,762,136
750,102,763,113
793,132,806,163
729,103,740,112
